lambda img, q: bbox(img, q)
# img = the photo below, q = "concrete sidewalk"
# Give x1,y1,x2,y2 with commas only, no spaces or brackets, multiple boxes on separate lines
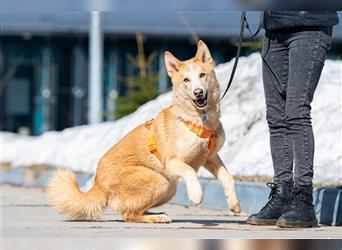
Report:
1,185,341,240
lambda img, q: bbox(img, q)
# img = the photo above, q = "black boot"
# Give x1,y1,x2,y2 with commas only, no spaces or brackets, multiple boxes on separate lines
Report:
276,185,318,228
246,182,292,225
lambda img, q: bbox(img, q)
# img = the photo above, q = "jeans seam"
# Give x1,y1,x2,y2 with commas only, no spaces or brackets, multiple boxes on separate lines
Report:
282,55,290,177
283,133,291,178
281,55,288,87
296,31,321,184
279,52,291,182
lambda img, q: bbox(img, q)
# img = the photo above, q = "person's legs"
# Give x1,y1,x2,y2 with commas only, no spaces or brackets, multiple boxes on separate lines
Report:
247,32,293,225
285,28,332,187
277,28,332,228
262,32,294,184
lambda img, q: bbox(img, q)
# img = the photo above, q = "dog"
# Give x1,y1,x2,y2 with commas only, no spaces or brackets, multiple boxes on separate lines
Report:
47,40,241,223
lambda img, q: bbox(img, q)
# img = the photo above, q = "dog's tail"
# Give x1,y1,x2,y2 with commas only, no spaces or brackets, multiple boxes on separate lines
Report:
46,169,107,220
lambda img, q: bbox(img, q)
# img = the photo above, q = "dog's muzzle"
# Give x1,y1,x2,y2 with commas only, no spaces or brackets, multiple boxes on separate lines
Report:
193,92,208,109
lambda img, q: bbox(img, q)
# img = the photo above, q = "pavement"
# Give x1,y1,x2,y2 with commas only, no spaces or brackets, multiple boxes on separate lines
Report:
1,184,341,245
2,166,341,226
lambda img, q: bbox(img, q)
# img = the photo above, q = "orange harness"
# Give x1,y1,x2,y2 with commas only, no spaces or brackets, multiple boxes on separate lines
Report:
145,118,216,163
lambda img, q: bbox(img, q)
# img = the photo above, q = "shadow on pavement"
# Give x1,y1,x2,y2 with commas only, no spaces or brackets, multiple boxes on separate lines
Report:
172,219,246,226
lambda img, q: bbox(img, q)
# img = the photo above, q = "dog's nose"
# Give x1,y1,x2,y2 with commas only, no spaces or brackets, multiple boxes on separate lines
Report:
193,88,204,98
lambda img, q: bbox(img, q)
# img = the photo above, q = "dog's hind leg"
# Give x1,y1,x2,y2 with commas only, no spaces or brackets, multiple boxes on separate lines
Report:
204,154,241,213
109,166,172,223
152,178,177,208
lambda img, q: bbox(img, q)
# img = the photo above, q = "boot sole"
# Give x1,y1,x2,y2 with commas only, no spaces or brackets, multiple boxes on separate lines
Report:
276,218,318,228
246,217,277,226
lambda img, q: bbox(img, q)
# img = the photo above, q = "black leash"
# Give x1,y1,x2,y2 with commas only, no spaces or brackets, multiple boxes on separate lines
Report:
245,12,284,96
220,11,263,101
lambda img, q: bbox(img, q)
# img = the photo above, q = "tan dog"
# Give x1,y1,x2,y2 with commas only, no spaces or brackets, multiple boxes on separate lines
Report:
47,40,241,223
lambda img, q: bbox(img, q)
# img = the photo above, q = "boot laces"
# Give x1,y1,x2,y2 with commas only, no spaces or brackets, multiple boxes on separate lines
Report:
266,182,277,199
288,187,311,209
259,182,278,211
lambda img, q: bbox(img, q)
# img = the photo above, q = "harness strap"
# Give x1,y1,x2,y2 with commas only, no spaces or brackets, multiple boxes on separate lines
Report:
181,119,216,157
145,118,217,163
147,135,163,163
145,119,163,163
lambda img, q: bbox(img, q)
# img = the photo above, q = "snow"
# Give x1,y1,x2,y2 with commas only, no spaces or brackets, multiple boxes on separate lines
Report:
2,53,341,185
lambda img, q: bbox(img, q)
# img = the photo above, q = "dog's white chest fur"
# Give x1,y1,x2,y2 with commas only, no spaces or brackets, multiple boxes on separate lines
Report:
175,128,209,165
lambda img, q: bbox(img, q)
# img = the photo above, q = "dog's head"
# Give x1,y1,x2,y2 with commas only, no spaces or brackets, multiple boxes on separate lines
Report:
164,40,219,111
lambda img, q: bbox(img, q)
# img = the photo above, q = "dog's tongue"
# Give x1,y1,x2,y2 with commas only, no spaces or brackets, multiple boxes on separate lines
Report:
193,93,208,108
197,98,205,105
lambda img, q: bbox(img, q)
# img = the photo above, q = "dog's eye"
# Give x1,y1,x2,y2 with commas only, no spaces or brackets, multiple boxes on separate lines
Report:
183,78,190,83
199,73,206,78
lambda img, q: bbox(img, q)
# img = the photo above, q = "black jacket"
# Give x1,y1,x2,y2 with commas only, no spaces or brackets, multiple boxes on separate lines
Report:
264,11,339,30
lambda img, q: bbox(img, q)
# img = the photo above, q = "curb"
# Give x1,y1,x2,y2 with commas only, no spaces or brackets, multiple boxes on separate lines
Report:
1,167,341,226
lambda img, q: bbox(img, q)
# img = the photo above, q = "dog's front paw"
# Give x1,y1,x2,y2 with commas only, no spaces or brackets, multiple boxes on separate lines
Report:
187,185,203,205
229,200,241,213
184,174,203,205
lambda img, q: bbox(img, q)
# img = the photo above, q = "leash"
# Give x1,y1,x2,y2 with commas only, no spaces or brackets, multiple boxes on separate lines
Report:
220,11,263,101
245,12,284,97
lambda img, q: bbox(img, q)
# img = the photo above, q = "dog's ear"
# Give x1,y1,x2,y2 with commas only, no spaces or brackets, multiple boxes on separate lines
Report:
195,40,213,65
165,51,182,77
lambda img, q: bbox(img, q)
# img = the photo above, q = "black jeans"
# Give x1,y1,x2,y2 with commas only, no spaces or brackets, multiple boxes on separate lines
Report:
262,27,332,186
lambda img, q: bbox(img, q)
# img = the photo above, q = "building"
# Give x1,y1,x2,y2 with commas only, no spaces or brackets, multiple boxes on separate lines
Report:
1,9,341,135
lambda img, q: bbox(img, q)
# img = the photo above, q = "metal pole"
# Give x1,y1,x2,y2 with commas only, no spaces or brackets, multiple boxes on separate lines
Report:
106,49,118,121
72,43,86,126
34,46,51,134
158,51,168,92
88,11,103,124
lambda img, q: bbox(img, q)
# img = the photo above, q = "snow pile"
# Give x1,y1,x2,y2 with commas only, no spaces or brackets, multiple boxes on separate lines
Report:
2,53,341,185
